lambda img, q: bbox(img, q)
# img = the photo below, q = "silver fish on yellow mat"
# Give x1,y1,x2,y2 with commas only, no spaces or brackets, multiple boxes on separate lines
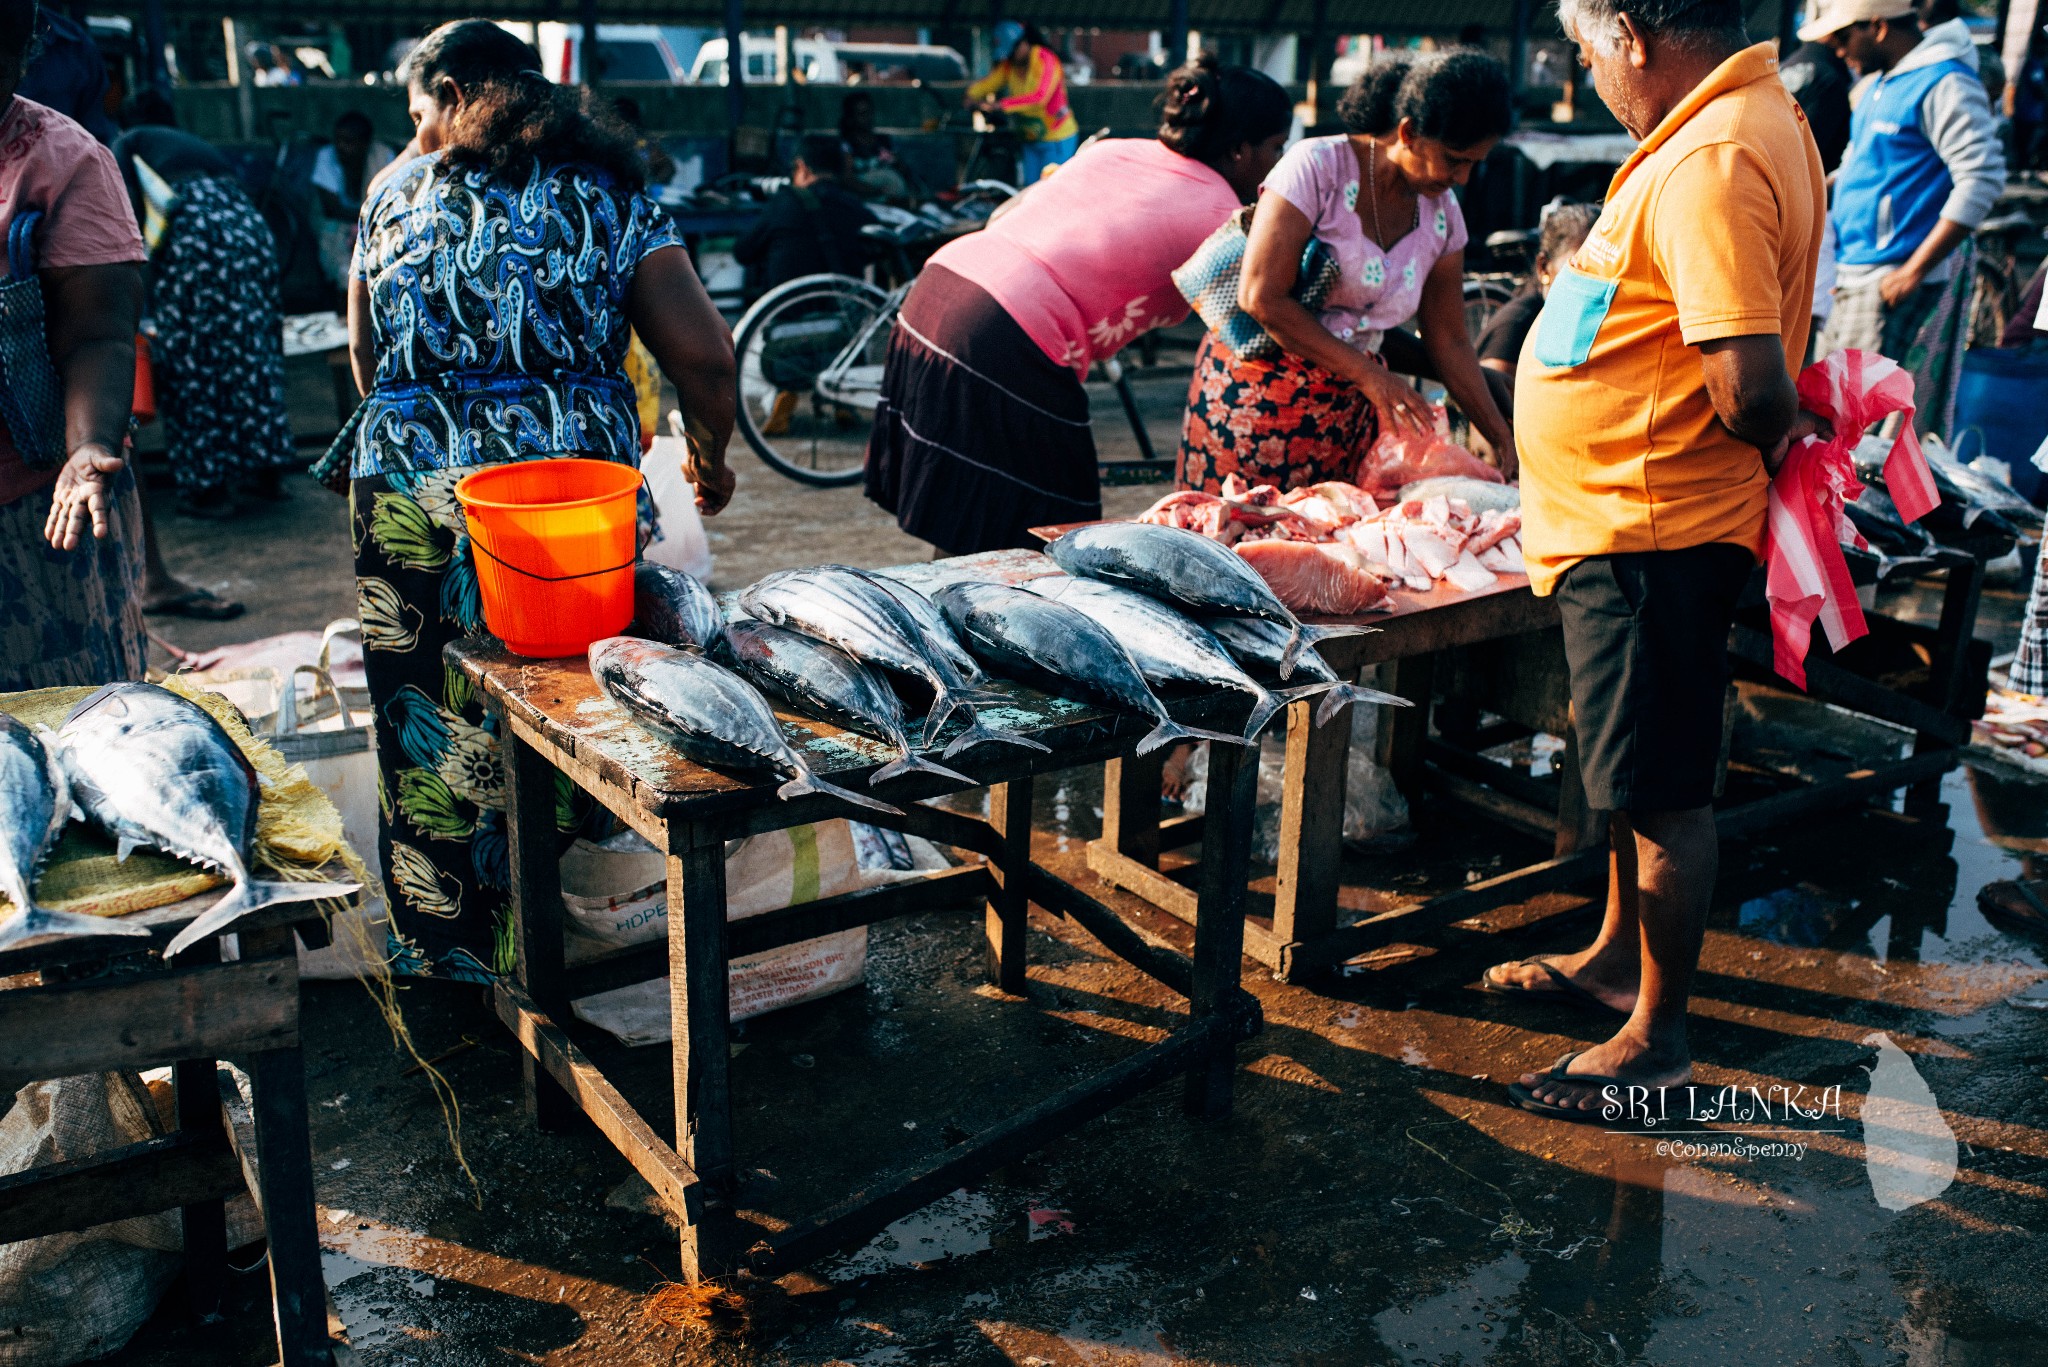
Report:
55,683,360,958
0,712,151,951
590,636,903,816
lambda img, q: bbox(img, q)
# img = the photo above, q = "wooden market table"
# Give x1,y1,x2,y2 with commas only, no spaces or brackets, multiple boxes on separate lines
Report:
0,888,348,1367
447,584,1268,1282
1027,527,1989,983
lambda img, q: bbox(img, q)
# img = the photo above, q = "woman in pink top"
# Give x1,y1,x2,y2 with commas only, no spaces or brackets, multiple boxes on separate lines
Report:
0,0,149,691
1179,51,1518,493
865,56,1290,554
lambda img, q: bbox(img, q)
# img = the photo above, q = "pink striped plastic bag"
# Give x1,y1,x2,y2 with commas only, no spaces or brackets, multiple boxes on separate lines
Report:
1765,349,1936,688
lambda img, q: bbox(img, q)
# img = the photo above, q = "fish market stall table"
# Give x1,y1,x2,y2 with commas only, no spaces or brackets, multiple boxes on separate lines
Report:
447,606,1266,1281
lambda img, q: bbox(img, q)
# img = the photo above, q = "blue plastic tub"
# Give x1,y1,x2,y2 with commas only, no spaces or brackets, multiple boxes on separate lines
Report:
1952,346,2048,507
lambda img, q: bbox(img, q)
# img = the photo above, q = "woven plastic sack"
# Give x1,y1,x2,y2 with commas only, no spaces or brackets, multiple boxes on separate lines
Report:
1171,206,1341,362
0,212,66,470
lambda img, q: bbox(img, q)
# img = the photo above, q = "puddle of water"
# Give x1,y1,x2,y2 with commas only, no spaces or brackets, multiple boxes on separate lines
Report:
820,1187,1070,1279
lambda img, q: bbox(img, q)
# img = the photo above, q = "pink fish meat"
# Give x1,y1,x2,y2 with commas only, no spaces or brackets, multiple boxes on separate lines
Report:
1235,540,1391,615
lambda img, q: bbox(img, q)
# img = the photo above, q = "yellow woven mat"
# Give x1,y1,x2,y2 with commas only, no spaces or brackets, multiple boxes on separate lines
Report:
0,678,368,922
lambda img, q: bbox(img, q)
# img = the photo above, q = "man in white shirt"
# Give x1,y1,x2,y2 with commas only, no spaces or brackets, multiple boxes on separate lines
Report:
311,110,394,291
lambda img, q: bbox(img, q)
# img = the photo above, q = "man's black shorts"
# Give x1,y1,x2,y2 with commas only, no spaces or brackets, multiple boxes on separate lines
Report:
1554,542,1753,813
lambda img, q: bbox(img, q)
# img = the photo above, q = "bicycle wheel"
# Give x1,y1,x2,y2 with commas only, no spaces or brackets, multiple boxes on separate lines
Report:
732,273,891,488
1462,277,1518,341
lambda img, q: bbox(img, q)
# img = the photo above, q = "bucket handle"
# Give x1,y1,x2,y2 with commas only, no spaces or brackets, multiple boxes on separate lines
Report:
468,537,637,583
276,664,368,742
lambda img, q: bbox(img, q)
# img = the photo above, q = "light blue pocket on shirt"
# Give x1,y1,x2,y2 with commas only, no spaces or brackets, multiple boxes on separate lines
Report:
1532,266,1619,369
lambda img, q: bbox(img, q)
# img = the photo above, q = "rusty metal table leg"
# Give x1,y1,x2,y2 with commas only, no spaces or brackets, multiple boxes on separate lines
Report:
986,777,1036,993
1272,695,1349,983
669,818,741,1281
1187,737,1255,1119
505,730,574,1132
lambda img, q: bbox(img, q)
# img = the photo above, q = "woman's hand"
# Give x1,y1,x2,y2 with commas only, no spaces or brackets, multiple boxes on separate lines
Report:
44,442,126,551
685,446,737,516
1355,365,1434,439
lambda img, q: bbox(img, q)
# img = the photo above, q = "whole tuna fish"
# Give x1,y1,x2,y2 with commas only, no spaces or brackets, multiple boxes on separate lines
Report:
853,570,982,684
632,562,725,651
740,566,1042,756
717,620,974,789
590,637,901,815
1026,576,1334,739
933,581,1245,756
0,712,152,951
55,684,360,958
1205,617,1413,728
1047,522,1310,677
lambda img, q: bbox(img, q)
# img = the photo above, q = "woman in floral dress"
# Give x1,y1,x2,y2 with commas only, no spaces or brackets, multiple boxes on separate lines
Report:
347,20,736,979
1178,50,1515,493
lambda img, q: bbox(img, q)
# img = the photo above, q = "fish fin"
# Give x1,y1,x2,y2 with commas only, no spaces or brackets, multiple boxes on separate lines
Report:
162,876,363,959
776,771,905,818
1312,683,1415,729
871,751,977,788
1277,622,1306,681
1244,682,1339,739
1136,719,1249,756
0,903,156,952
940,718,1051,759
1301,623,1377,645
115,836,142,863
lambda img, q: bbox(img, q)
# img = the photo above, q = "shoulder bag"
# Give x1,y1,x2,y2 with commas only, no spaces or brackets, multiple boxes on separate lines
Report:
1171,206,1341,363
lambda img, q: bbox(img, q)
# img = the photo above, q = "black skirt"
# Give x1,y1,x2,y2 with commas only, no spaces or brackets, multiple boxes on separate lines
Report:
864,264,1099,554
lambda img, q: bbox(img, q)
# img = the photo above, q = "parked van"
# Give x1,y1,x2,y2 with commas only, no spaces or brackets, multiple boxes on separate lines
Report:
524,23,700,84
688,35,965,86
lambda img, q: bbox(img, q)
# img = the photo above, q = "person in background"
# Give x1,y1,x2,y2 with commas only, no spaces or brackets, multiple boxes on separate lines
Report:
1809,0,2005,431
311,110,394,291
1473,199,1598,407
0,0,147,690
14,2,112,142
1780,36,1854,172
839,90,912,201
112,99,296,519
967,21,1079,184
2010,23,2047,170
732,132,876,292
1496,0,1825,1119
612,96,677,185
349,20,736,981
868,56,1291,554
1178,51,1516,495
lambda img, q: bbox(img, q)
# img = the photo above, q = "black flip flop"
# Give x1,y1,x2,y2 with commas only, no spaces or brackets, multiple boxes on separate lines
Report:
1979,880,2048,938
1505,1051,1638,1125
142,587,245,621
1480,956,1627,1017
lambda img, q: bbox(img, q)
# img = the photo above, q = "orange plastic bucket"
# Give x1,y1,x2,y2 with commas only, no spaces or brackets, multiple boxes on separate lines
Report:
455,458,643,658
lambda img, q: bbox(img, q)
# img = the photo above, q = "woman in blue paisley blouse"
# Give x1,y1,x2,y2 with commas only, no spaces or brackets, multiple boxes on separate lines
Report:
346,19,736,981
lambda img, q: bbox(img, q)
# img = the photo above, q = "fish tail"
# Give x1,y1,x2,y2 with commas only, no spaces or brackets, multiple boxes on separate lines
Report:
1301,623,1376,646
1312,683,1415,729
940,717,1051,760
0,901,156,952
162,875,363,959
1245,681,1340,739
1137,718,1250,756
777,770,905,817
872,750,976,788
1278,621,1307,681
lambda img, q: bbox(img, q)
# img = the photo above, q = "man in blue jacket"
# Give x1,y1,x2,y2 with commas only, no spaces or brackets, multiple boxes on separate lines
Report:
1808,0,2005,423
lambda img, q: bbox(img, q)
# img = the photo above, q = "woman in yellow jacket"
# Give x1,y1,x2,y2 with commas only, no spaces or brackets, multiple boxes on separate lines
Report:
967,21,1078,183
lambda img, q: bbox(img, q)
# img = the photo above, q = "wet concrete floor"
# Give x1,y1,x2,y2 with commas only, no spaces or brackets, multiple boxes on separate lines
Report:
109,364,2048,1365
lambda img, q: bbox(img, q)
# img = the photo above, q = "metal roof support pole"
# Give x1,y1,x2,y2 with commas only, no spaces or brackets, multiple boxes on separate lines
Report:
725,0,745,157
581,0,601,89
1168,0,1189,68
1777,0,1799,49
142,0,169,91
1508,0,1530,110
1305,0,1330,126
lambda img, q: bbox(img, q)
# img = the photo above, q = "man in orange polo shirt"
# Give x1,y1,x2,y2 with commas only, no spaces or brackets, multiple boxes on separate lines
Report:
1490,0,1828,1121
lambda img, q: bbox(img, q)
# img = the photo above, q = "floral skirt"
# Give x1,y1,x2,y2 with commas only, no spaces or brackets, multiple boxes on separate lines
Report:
1175,332,1381,494
350,463,600,981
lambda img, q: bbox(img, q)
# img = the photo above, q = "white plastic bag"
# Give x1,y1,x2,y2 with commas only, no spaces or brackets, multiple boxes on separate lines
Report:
640,433,713,582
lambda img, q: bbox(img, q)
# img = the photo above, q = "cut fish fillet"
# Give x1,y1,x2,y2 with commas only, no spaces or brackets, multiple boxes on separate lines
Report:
1402,527,1459,578
1442,551,1498,592
1235,539,1391,615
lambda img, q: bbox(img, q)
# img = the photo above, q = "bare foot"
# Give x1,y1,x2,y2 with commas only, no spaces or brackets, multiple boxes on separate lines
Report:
1160,742,1196,803
1483,947,1639,1014
1515,1031,1691,1117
